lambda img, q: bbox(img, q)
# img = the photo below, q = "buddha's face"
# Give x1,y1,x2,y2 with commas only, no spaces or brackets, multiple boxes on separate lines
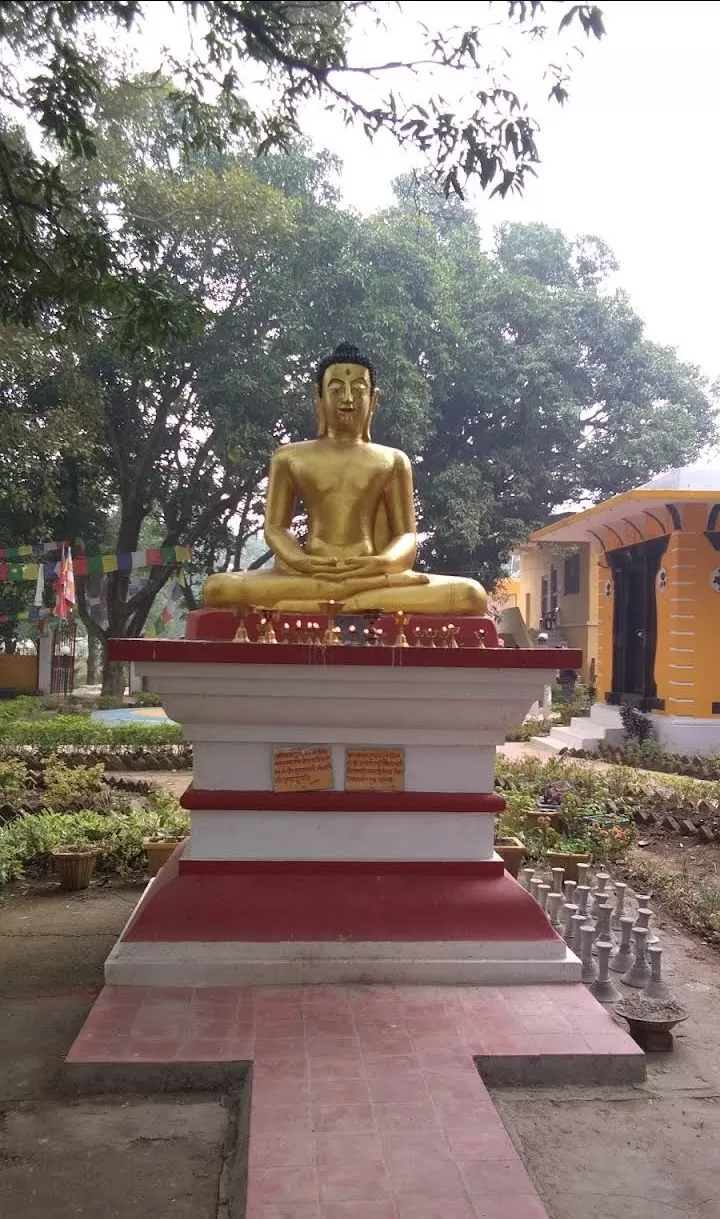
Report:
316,362,377,439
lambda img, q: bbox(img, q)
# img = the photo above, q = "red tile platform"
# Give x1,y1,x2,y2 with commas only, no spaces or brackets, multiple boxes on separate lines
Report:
66,983,644,1219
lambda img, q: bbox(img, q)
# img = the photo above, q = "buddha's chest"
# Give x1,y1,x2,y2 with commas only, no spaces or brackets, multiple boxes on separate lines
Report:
291,451,392,503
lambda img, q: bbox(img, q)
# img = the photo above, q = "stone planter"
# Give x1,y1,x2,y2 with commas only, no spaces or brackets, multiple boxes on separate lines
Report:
494,836,525,879
546,850,590,884
143,839,184,878
614,1000,688,1052
51,849,98,892
523,808,563,830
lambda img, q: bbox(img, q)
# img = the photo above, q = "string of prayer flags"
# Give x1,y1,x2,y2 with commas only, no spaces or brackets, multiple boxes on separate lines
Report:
0,608,51,625
144,575,187,639
0,545,192,584
0,541,67,559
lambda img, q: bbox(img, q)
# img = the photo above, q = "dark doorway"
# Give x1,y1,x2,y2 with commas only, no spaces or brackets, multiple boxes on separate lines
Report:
606,537,668,709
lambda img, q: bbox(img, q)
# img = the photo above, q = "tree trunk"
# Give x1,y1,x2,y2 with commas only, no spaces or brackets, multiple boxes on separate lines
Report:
102,658,127,697
86,635,100,685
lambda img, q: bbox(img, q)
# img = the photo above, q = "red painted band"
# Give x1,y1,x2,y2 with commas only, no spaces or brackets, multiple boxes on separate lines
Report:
108,637,581,670
178,859,505,877
185,608,500,649
180,787,506,813
122,858,559,943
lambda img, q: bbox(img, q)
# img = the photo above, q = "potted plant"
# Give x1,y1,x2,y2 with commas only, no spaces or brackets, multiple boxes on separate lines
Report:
494,834,525,878
493,813,526,878
51,842,99,891
545,839,591,882
143,831,186,876
523,817,591,882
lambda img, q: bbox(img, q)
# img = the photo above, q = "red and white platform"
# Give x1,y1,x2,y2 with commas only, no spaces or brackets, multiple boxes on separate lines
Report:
107,614,582,988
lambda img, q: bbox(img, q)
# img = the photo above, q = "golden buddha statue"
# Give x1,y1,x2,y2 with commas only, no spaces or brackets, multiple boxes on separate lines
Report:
203,343,487,616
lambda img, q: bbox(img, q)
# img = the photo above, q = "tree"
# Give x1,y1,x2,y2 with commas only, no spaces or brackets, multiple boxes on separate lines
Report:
0,1,605,332
2,88,714,682
412,210,718,585
0,324,110,649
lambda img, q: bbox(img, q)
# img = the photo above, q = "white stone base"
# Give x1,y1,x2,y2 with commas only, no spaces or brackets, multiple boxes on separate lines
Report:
105,937,581,988
184,809,495,862
652,715,720,756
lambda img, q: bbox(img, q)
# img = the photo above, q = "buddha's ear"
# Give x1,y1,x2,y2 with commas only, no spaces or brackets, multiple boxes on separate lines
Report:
363,388,379,442
313,383,327,437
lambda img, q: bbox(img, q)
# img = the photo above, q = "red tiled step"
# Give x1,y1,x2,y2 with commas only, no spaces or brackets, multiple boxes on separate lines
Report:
67,983,645,1218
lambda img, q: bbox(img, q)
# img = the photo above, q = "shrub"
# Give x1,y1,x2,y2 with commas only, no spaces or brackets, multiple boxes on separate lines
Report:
505,718,549,742
129,691,164,707
0,742,192,771
0,760,29,807
43,762,105,810
620,704,656,743
0,798,190,885
577,742,720,781
0,716,182,751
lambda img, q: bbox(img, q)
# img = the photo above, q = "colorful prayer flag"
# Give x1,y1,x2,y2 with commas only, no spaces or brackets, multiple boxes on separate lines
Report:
54,546,76,619
33,561,44,608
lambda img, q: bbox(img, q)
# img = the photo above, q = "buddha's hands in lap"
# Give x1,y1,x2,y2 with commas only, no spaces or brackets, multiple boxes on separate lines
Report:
288,554,429,586
333,556,428,584
291,555,347,580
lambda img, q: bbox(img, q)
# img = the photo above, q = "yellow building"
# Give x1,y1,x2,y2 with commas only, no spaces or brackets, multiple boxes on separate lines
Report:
514,538,598,681
529,466,720,755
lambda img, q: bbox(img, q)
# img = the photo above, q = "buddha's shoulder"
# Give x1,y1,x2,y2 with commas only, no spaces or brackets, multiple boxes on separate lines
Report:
369,444,412,472
270,440,316,465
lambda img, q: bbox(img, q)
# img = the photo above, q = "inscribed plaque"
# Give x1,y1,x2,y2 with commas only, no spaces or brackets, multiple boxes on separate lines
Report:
345,747,405,792
272,747,334,793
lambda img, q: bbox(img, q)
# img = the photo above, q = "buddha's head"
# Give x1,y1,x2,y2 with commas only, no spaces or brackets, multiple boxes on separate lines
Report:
314,342,378,441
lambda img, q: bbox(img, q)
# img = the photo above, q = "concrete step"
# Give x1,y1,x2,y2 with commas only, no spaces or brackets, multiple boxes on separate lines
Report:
531,727,604,753
531,728,598,753
531,712,626,755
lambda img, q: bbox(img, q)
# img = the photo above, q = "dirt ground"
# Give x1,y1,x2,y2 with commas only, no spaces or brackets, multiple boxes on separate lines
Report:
2,862,720,1218
494,894,720,1219
0,881,232,1219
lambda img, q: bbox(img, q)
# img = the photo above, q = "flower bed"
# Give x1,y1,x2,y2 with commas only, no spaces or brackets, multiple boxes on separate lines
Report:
570,741,720,781
0,790,189,885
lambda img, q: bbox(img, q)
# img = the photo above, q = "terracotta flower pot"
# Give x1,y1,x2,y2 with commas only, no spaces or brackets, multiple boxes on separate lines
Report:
143,839,183,877
546,850,590,883
494,836,525,879
52,850,98,892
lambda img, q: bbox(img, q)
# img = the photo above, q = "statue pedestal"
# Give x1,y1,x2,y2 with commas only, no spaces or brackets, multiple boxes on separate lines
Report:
106,622,581,987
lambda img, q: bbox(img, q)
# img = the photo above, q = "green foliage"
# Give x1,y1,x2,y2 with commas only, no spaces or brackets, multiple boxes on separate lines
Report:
43,761,105,810
583,742,720,781
128,691,163,708
620,704,656,743
494,755,637,864
0,716,182,751
620,852,720,945
2,84,716,668
415,215,718,585
0,2,606,331
0,800,189,885
0,760,28,806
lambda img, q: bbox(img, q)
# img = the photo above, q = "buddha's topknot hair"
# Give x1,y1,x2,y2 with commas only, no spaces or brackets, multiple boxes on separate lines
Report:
315,342,376,392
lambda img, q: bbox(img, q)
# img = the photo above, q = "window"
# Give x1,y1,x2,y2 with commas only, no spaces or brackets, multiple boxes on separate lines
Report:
563,552,581,596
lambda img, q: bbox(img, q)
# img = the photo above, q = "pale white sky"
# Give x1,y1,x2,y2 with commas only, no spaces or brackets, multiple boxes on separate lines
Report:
138,0,720,386
310,0,720,385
